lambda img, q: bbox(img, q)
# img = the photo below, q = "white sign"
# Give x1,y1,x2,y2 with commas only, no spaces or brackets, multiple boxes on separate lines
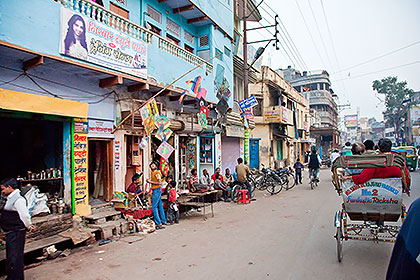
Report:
60,7,147,79
88,119,114,138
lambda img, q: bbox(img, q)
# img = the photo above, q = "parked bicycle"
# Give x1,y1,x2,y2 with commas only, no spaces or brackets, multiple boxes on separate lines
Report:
274,168,296,191
253,164,283,195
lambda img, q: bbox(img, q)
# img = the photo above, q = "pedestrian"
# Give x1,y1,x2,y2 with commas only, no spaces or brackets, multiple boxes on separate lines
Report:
166,181,179,224
1,178,35,280
146,162,167,230
293,159,304,185
386,197,420,279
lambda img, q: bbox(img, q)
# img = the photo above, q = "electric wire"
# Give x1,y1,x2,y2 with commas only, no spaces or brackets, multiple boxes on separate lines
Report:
332,39,420,75
332,60,420,81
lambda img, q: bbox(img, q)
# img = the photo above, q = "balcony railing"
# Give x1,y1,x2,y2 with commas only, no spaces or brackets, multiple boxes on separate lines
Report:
55,0,212,74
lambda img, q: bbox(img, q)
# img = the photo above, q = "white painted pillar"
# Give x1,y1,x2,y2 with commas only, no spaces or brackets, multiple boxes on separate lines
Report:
174,134,180,184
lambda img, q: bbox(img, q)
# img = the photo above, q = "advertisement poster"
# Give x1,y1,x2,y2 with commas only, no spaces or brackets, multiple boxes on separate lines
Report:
72,132,91,216
60,7,147,79
345,115,358,128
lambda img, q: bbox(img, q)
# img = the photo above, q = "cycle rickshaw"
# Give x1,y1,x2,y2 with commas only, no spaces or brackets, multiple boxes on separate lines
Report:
331,153,409,262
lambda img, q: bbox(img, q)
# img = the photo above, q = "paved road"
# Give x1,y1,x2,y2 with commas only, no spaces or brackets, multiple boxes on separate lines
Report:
25,169,420,280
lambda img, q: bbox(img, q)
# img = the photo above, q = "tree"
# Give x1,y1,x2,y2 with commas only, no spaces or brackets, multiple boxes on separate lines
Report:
372,76,415,143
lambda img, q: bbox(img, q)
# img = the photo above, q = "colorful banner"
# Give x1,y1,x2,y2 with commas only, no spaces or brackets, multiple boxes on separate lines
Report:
345,115,358,128
238,95,258,112
60,7,147,79
72,131,91,216
156,141,175,160
197,112,208,129
244,108,254,120
187,143,196,169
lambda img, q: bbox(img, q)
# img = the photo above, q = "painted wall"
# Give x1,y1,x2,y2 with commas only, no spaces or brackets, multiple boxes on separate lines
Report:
0,0,234,107
190,0,234,36
250,124,271,168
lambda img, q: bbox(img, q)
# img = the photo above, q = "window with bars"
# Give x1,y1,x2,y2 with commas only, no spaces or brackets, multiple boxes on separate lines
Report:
147,5,161,23
215,48,223,61
166,18,181,37
224,46,231,57
199,35,209,47
184,30,194,45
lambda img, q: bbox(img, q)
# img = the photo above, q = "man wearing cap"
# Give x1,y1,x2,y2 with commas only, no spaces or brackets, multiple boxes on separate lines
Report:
1,178,35,280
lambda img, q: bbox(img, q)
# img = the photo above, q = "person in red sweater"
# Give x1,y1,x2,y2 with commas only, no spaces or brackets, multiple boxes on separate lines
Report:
341,138,410,194
167,181,179,224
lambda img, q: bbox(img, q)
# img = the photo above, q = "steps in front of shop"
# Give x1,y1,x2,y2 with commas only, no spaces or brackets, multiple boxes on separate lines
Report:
84,204,128,239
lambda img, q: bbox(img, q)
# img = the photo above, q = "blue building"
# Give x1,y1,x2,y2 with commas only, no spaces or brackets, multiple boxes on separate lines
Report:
0,0,234,215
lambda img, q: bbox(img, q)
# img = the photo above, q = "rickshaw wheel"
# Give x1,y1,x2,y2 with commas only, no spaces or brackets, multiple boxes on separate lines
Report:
336,226,343,262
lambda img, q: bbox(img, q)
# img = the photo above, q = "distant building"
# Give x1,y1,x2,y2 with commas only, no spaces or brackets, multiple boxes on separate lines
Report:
282,66,339,157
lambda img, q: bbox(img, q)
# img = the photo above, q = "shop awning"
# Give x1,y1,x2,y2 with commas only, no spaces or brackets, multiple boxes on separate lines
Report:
0,88,88,118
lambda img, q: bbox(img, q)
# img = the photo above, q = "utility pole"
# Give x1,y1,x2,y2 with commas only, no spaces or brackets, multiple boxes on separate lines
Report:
243,0,248,99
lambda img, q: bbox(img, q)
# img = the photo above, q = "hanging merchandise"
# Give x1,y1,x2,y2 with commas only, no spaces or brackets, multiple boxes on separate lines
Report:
139,98,159,122
197,112,208,129
154,114,171,130
196,87,207,100
186,76,202,95
156,141,175,160
244,108,254,120
139,137,148,149
143,116,155,135
155,128,173,142
178,90,187,104
160,157,170,177
199,105,210,118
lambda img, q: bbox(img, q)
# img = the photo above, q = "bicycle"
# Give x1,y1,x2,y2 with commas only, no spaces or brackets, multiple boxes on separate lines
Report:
275,168,296,191
309,168,319,190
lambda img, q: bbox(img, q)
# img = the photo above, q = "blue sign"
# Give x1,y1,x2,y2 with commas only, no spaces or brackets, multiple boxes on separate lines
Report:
238,96,258,112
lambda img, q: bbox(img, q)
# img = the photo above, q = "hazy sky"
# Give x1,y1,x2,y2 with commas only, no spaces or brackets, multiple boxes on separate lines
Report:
247,0,420,121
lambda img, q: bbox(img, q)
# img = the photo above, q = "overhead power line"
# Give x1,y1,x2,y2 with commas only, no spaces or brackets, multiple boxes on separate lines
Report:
307,0,334,71
294,0,326,69
332,39,420,75
332,60,420,81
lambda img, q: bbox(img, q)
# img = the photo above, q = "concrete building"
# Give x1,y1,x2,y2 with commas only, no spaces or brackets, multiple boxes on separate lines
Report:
283,67,339,158
0,0,235,215
249,66,310,169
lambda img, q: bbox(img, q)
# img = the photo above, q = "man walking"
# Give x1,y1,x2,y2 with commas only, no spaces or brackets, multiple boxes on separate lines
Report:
235,158,253,200
1,178,34,280
146,162,167,230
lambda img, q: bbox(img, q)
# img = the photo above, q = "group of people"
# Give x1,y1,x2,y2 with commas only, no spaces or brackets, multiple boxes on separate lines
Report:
336,138,410,194
187,158,254,202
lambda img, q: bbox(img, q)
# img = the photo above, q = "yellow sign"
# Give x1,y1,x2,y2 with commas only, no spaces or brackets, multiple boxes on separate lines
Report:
72,132,91,216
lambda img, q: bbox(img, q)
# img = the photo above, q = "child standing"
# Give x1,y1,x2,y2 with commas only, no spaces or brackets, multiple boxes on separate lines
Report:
293,159,304,185
167,181,179,224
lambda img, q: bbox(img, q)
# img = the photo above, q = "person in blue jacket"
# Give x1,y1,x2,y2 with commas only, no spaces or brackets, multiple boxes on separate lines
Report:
386,197,420,279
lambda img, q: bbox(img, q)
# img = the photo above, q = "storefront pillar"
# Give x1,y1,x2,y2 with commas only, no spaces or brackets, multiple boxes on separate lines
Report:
244,129,250,164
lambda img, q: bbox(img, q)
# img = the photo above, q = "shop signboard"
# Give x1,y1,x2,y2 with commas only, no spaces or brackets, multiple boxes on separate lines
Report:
263,107,282,123
60,7,147,79
226,125,244,138
88,119,113,138
72,131,91,216
238,96,258,112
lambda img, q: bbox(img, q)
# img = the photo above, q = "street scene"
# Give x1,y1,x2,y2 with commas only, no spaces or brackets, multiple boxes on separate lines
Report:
0,0,419,279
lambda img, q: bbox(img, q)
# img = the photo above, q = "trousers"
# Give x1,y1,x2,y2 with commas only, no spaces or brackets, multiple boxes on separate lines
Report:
152,187,167,226
6,229,26,280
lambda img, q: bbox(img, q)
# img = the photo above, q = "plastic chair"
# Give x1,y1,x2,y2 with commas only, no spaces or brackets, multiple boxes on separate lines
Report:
237,189,250,204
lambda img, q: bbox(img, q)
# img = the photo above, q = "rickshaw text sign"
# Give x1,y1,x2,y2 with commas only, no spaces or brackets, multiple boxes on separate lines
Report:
342,178,402,215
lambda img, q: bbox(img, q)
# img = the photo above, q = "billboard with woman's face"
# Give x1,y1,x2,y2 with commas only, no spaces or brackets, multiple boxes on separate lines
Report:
60,7,147,79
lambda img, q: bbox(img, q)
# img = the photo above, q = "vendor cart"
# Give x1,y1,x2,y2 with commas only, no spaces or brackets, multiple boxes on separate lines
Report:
331,154,409,262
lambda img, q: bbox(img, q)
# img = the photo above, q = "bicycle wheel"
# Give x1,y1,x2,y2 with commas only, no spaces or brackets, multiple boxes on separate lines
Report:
286,173,296,190
310,179,314,190
254,175,265,190
231,185,239,202
336,226,343,262
266,177,283,195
